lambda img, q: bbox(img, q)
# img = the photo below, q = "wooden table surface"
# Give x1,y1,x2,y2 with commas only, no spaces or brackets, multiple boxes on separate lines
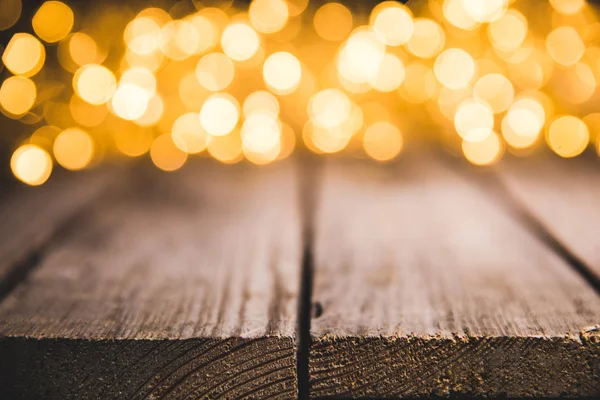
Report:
0,154,598,399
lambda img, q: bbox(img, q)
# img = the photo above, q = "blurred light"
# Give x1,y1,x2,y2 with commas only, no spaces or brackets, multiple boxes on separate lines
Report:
186,14,218,54
199,93,239,136
363,121,403,161
337,29,386,84
0,0,21,31
263,52,302,94
32,1,74,43
172,112,210,154
407,18,445,59
179,72,209,109
463,0,508,23
111,84,150,121
160,20,200,60
0,76,36,116
125,48,164,72
207,131,243,163
244,90,280,117
2,33,45,77
473,74,514,113
550,0,585,15
120,67,157,97
125,17,161,55
73,64,117,105
546,26,585,66
286,0,308,17
221,23,260,61
559,63,596,104
68,33,99,67
54,128,94,170
502,97,545,148
488,9,528,52
309,89,351,129
250,0,289,34
114,128,153,157
241,112,281,154
370,53,405,92
277,122,296,159
434,48,475,89
135,94,164,127
69,95,107,127
314,2,352,41
454,99,495,142
11,144,52,186
370,2,414,46
547,115,589,157
196,52,235,91
443,0,478,30
150,133,188,171
399,62,438,103
462,132,503,166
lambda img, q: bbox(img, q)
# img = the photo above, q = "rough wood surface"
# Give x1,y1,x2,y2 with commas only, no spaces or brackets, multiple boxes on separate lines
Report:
309,157,600,398
499,154,600,278
0,161,301,399
0,169,113,294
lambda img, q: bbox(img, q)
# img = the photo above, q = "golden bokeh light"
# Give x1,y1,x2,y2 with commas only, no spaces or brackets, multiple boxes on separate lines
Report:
73,64,117,105
463,0,508,23
550,0,586,15
135,94,164,127
68,33,100,67
69,95,108,127
407,18,445,59
502,97,546,149
111,84,150,121
11,144,52,186
186,14,218,54
160,20,200,60
473,74,514,114
243,90,280,117
370,53,405,92
241,112,281,155
337,29,386,85
120,67,157,97
314,2,352,42
172,112,210,154
546,26,585,66
462,132,503,166
125,17,162,56
0,0,21,31
398,62,437,103
249,0,289,34
221,23,260,61
32,1,74,43
196,52,235,92
434,48,475,89
150,133,188,171
547,115,589,158
2,33,45,77
363,121,403,162
53,128,94,170
199,93,240,136
488,10,528,53
454,99,495,143
263,52,302,94
309,89,351,129
207,131,243,163
114,128,153,157
443,0,478,31
370,2,414,46
0,76,36,117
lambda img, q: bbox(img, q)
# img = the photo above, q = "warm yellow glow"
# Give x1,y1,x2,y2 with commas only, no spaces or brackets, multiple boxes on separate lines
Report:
11,144,52,186
0,0,21,31
546,26,585,66
462,132,503,166
370,2,414,46
0,76,36,116
207,131,244,163
241,112,281,155
125,17,161,56
120,67,157,97
454,99,495,142
250,0,289,34
561,63,596,104
337,29,386,85
314,3,352,41
199,93,240,136
407,18,445,59
309,89,351,129
363,121,403,161
244,90,280,117
550,0,585,15
370,53,405,92
308,123,350,154
463,0,508,23
196,52,235,92
502,97,546,148
73,64,117,105
547,115,589,158
2,33,45,77
114,128,153,157
286,0,309,17
111,84,149,121
221,23,260,61
434,48,475,89
160,20,200,60
473,74,514,114
68,33,99,67
277,122,296,160
443,0,478,30
186,14,218,54
125,48,164,72
32,1,74,43
135,94,164,127
398,62,437,103
263,52,302,94
150,133,188,171
172,112,210,154
53,128,94,170
488,9,528,52
69,95,107,127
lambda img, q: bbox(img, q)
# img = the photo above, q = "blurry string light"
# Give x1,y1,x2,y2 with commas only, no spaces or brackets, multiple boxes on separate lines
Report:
2,0,600,186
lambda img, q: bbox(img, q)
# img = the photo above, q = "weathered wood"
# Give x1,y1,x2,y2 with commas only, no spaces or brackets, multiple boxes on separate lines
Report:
498,154,600,278
0,160,301,399
0,168,114,296
309,157,600,398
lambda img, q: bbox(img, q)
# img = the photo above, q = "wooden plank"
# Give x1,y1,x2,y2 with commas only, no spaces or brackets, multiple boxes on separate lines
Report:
0,160,301,399
498,154,600,278
0,168,114,297
309,157,600,398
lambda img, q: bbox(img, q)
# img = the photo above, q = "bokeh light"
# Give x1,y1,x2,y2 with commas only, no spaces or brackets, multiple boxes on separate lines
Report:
2,33,45,77
462,132,503,166
32,1,74,43
370,2,414,46
73,64,117,105
547,115,589,158
263,52,302,94
53,128,94,170
11,144,52,186
196,52,235,91
0,76,36,116
363,121,403,161
314,3,352,42
221,23,260,61
434,48,475,89
199,93,239,136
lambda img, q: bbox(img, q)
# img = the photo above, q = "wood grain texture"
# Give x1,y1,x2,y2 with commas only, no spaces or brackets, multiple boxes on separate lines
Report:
310,157,600,398
0,161,301,399
0,169,113,292
498,154,600,278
